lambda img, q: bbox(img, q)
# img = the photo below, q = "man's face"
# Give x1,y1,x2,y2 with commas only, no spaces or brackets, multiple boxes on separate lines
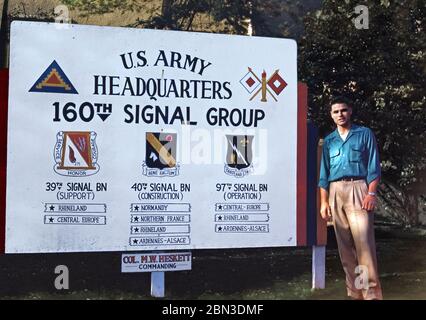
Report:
330,103,352,127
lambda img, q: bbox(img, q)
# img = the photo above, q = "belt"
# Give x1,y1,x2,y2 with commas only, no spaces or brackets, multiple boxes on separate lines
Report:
335,176,365,182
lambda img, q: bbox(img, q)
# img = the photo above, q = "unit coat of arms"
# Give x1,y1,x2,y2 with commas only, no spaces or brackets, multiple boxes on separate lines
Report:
224,135,254,177
54,131,99,176
142,132,180,177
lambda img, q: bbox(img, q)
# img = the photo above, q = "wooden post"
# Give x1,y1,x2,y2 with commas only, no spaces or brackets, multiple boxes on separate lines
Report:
150,271,165,298
312,136,327,289
0,69,8,254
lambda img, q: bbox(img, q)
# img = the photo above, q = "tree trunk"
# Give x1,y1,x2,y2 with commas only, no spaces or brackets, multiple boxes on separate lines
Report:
162,0,173,21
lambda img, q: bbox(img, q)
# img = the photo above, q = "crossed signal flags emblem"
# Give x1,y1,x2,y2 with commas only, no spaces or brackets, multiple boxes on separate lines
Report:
240,67,288,102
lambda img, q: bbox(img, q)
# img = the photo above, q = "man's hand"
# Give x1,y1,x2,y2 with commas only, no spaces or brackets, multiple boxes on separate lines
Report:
362,194,377,211
320,202,332,222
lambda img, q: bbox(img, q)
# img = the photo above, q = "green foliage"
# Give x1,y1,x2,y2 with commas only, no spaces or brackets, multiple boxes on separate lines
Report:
300,1,425,183
137,0,253,33
59,0,304,36
61,0,133,15
299,0,426,224
60,0,251,32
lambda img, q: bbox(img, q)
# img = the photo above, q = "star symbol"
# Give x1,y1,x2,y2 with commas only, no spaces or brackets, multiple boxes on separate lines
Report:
218,216,223,221
49,217,54,223
134,227,139,233
49,205,55,211
133,216,139,222
218,226,222,231
133,239,138,244
134,205,139,211
218,205,223,210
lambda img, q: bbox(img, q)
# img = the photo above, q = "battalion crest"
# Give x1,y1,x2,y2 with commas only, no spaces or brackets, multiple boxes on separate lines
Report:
54,131,99,176
142,132,180,177
224,135,254,177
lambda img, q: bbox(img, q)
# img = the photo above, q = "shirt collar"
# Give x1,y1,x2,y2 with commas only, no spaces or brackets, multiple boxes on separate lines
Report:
331,124,360,142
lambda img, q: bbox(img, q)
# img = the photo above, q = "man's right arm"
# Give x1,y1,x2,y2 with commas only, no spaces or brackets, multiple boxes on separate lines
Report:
318,139,332,221
320,187,332,221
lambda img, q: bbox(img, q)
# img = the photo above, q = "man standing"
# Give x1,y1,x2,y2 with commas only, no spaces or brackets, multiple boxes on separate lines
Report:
318,96,383,300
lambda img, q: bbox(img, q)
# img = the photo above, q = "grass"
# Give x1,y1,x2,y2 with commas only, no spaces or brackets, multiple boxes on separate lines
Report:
0,223,425,300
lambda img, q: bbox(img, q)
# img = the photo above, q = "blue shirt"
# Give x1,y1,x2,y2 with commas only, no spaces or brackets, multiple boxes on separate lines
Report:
318,124,381,190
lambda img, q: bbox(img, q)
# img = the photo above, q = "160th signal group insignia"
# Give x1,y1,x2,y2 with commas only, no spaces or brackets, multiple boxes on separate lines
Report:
240,67,287,102
54,131,99,176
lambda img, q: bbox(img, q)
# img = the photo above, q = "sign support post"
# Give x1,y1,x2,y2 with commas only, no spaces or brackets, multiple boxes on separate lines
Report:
305,114,327,290
151,271,165,297
310,131,327,290
312,245,325,289
121,252,192,298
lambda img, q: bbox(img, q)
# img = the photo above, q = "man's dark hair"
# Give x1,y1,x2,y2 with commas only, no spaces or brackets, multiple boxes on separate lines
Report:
329,96,353,109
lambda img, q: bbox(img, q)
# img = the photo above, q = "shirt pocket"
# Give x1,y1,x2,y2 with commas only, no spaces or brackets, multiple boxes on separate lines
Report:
329,147,340,166
349,146,363,163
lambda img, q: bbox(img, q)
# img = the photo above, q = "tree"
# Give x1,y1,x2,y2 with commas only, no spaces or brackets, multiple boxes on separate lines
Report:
60,0,317,37
61,0,252,33
299,0,426,225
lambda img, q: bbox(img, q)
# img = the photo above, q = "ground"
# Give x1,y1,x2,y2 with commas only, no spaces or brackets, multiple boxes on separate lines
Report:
0,220,425,300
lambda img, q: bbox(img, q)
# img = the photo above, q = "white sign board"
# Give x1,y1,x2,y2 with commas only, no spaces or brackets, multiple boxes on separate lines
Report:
6,21,298,253
121,252,191,272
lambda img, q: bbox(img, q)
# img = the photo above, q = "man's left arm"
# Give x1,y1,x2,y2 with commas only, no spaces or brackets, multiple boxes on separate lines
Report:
362,177,379,211
362,129,381,212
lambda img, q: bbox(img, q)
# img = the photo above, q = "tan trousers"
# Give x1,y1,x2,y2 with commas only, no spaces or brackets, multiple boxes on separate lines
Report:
329,180,383,300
